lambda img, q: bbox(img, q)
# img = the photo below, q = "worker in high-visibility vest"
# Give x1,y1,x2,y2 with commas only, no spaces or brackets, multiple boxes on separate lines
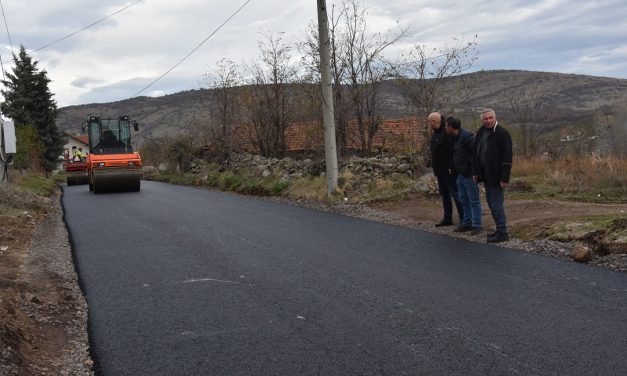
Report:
72,146,85,162
77,147,86,161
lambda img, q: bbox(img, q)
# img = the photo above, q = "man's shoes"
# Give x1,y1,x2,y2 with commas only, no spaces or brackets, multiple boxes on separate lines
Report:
470,227,483,236
487,230,499,238
487,231,509,243
454,224,472,232
435,219,454,227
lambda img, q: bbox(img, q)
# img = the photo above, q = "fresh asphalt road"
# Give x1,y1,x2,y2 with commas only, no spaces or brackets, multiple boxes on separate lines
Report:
62,180,627,376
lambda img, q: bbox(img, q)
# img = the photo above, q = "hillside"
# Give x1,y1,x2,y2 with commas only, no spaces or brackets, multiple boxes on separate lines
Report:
56,70,627,144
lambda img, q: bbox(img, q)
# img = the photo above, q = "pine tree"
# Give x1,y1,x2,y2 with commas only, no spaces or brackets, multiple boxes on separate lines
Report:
1,45,65,172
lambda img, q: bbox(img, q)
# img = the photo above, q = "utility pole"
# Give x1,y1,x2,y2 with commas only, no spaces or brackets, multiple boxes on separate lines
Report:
317,0,338,197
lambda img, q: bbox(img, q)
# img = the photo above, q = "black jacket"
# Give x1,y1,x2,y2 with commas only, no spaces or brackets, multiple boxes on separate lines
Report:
430,126,455,177
452,127,475,177
473,123,513,186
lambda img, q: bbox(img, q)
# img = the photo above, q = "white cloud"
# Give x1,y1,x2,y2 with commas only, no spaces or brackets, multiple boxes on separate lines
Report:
0,0,625,106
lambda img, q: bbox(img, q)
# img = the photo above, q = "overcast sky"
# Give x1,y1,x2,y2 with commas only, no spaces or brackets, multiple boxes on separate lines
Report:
1,0,626,107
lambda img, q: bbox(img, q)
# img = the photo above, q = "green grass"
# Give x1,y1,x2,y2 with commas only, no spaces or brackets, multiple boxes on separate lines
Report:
18,175,57,197
152,170,290,197
513,213,627,246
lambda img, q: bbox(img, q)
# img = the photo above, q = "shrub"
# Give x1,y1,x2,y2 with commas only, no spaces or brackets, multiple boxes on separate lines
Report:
271,180,289,194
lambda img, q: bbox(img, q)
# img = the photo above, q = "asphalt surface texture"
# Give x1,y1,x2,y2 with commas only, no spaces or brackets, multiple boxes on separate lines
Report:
62,180,627,376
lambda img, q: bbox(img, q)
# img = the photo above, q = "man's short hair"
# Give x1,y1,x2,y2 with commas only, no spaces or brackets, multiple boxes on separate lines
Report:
445,116,461,129
481,109,496,117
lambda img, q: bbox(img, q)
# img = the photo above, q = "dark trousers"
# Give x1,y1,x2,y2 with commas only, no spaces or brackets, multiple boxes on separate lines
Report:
485,184,507,233
437,174,463,223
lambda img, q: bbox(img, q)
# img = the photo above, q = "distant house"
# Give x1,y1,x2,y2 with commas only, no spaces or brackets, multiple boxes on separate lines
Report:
57,132,90,170
63,131,89,154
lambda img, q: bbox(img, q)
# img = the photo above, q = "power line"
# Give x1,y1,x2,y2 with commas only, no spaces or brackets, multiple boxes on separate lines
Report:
32,0,143,53
0,0,13,53
57,110,85,123
133,0,252,97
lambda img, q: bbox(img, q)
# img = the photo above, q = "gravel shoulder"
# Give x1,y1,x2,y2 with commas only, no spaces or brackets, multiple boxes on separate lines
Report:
0,190,93,375
264,194,627,272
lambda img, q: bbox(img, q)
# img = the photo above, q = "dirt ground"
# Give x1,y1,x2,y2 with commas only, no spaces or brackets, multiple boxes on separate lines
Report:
372,195,627,232
0,193,92,375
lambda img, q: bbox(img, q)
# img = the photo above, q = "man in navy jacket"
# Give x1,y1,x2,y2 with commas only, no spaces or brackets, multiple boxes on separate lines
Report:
446,116,482,235
473,109,513,243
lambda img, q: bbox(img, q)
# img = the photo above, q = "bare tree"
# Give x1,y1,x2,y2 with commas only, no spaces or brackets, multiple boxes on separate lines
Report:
301,0,406,156
502,78,547,156
394,37,478,161
396,36,478,116
202,58,242,160
242,33,301,157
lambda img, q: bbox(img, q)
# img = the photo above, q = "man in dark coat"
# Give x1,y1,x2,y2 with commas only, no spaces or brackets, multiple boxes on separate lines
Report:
446,116,482,235
428,112,463,227
473,109,513,243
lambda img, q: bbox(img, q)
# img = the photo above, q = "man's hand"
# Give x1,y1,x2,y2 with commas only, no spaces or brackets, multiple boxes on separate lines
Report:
472,175,477,183
500,181,509,188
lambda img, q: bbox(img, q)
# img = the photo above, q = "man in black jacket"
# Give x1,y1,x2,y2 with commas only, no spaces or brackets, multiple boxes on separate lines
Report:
428,112,463,227
473,109,513,243
446,116,482,235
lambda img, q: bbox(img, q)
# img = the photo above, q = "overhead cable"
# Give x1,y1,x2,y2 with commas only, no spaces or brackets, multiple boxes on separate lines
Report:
133,0,252,97
32,0,143,53
0,0,13,53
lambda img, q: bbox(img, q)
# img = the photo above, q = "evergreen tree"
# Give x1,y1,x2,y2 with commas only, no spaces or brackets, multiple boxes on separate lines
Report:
1,45,64,172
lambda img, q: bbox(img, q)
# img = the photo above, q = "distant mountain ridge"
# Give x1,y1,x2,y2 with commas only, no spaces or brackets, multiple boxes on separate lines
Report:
56,70,627,143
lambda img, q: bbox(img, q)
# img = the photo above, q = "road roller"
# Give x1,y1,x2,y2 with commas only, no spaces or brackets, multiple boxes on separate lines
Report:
86,116,142,194
63,160,88,185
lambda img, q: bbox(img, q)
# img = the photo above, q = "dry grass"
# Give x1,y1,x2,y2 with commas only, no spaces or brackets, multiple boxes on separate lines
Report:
285,176,328,201
512,154,627,201
0,172,54,215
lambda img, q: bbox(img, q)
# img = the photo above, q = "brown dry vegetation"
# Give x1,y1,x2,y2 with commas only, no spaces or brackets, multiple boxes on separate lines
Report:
511,154,626,201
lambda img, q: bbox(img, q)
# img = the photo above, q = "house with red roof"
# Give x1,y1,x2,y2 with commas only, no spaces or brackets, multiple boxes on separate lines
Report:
57,131,90,170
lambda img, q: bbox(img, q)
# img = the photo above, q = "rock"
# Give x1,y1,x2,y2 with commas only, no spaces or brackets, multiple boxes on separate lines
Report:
381,163,395,174
572,244,591,263
157,163,168,172
405,170,413,178
414,172,437,193
397,163,412,173
262,170,271,177
280,157,293,165
141,165,158,178
390,173,405,181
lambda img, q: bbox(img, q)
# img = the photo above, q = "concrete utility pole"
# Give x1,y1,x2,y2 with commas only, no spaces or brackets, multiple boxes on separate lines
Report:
317,0,338,197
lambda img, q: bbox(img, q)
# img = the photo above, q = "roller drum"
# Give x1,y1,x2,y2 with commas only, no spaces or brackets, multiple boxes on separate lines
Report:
92,168,141,193
66,171,88,186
